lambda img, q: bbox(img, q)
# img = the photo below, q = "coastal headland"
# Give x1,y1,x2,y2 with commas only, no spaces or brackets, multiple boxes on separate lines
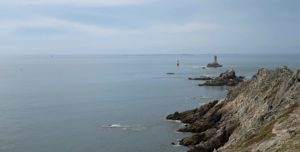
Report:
167,67,300,152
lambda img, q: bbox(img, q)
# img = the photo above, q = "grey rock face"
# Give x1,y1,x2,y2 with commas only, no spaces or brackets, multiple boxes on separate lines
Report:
167,67,300,152
193,70,244,86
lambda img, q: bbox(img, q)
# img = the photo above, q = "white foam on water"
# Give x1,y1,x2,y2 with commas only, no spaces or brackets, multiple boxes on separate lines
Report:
109,124,122,128
102,124,128,129
172,140,182,147
174,120,181,123
101,123,147,132
187,96,211,100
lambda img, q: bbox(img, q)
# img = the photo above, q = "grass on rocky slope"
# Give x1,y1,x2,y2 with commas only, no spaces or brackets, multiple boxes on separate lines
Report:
240,105,296,149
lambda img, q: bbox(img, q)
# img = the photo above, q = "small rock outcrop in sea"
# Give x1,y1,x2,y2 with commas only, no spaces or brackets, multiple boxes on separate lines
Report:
207,56,222,68
188,76,212,80
166,72,175,75
167,67,300,152
189,69,244,86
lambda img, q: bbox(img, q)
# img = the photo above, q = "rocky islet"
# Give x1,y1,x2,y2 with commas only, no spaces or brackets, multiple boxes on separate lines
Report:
189,69,244,86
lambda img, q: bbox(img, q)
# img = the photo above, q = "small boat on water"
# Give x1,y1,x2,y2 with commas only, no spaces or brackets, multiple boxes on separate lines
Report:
176,59,180,66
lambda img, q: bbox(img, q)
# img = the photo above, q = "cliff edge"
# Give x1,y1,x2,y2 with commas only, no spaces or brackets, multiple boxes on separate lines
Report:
167,67,300,152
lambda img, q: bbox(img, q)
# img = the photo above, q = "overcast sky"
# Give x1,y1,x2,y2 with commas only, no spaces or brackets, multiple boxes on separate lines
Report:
0,0,299,54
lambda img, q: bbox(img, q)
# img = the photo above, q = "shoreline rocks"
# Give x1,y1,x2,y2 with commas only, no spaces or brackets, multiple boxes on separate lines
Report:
189,69,244,86
167,67,300,152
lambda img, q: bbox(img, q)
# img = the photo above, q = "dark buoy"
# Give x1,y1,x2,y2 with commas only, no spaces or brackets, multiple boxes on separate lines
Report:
176,59,180,67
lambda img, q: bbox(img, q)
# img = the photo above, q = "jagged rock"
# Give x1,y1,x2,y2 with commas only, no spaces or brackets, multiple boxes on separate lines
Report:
167,67,300,152
195,70,244,86
167,100,219,124
219,70,236,79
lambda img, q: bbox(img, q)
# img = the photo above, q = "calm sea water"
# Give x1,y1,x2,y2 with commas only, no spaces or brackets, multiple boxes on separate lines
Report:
0,54,299,152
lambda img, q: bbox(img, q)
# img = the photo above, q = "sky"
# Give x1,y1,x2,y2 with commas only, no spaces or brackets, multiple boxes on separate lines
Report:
0,0,299,54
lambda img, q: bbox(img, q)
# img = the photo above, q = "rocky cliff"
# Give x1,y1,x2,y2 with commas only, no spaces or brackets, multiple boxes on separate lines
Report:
167,67,300,152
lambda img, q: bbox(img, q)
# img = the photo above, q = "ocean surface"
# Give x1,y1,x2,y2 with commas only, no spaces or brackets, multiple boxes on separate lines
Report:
0,54,299,152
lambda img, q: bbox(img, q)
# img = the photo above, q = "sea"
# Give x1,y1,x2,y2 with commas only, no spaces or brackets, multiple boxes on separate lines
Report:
0,54,299,152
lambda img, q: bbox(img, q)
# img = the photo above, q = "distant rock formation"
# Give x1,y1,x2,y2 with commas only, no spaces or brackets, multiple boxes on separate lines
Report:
207,56,222,68
189,69,244,86
166,72,175,75
188,76,212,80
167,67,300,152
